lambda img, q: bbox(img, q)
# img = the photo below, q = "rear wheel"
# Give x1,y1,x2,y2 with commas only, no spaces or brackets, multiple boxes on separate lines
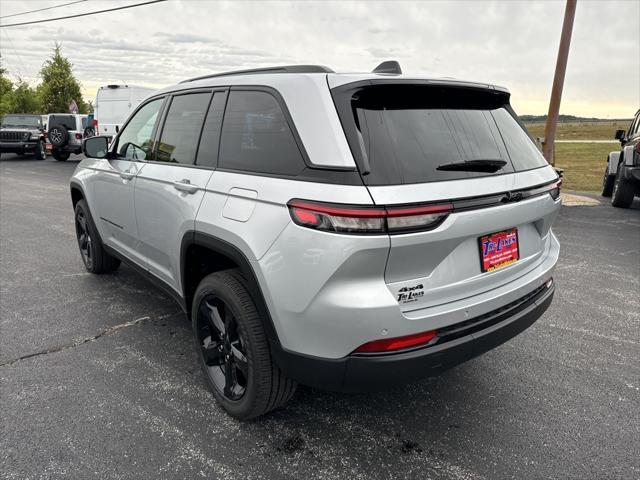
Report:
74,199,120,273
33,140,46,160
192,270,296,419
52,150,71,161
611,163,635,208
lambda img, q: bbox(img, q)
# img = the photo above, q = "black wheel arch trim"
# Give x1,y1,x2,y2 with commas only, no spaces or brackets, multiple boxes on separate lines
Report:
180,231,285,354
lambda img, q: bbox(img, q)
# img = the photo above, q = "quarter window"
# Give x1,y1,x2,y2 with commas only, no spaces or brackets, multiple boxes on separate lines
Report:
116,98,163,161
156,92,211,164
218,90,305,176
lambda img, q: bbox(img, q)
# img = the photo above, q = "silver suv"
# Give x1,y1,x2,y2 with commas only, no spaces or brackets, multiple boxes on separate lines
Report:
72,63,561,419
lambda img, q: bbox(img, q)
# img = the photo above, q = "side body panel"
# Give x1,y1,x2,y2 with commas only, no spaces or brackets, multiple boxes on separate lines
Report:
134,163,213,294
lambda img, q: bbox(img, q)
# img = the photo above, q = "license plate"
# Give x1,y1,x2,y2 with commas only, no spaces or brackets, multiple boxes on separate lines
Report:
478,228,519,272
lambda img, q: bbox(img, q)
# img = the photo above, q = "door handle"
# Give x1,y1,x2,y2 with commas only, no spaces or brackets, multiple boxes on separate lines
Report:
119,171,135,181
173,179,198,194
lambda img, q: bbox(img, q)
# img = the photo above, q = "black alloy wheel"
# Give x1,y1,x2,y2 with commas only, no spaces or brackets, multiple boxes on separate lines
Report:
196,295,249,401
75,207,93,270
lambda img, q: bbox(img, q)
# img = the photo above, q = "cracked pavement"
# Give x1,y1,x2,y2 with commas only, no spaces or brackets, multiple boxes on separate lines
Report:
1,155,639,479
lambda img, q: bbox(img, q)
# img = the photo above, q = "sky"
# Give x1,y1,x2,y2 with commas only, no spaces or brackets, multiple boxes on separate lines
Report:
0,0,638,118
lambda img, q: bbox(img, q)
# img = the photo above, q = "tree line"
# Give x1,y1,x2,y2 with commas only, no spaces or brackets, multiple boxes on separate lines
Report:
0,43,90,118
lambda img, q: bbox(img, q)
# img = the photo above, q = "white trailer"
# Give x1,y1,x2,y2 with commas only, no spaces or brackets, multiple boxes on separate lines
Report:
93,84,156,138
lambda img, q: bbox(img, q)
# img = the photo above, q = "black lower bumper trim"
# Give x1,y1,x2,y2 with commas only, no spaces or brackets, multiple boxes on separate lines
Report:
273,283,555,392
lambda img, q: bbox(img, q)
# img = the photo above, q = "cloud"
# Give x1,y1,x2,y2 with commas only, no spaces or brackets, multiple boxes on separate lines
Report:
1,0,638,117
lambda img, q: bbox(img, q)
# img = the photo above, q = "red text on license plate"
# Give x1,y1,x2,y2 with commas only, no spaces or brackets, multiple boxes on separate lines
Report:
479,228,519,272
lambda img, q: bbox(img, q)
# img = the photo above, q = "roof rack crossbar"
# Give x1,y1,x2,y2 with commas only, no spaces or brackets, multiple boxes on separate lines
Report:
180,65,334,84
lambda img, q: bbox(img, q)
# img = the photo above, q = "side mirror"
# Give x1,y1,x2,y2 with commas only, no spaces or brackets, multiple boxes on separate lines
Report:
83,136,109,159
614,129,625,140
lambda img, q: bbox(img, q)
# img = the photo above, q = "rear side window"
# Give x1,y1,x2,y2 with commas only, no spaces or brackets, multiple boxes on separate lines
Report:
156,92,211,164
333,84,548,185
218,90,305,176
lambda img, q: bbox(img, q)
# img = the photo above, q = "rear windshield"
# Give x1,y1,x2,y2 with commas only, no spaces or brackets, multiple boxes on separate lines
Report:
48,115,77,131
333,84,548,185
2,115,42,128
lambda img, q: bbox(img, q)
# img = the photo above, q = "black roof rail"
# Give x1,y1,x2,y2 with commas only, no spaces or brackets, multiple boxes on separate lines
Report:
180,65,335,84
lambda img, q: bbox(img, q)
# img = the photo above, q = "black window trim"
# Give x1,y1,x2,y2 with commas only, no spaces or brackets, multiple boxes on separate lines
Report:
109,84,363,184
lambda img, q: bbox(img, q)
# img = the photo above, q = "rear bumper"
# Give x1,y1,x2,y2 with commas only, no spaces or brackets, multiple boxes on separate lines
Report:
273,281,555,392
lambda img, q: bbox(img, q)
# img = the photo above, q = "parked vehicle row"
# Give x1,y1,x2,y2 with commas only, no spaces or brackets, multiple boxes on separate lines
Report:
72,62,561,419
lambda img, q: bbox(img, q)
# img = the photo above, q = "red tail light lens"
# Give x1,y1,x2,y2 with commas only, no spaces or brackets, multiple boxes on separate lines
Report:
75,133,82,140
287,200,452,235
355,330,438,353
549,178,562,200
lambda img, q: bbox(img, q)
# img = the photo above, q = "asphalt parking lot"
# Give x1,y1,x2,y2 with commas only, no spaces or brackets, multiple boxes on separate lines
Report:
1,154,639,480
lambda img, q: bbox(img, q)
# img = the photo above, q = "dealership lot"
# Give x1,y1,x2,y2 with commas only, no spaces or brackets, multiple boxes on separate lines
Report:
1,155,638,479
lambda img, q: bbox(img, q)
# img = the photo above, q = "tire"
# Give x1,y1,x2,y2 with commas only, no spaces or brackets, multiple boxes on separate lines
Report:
33,140,46,160
74,199,120,273
611,163,635,208
52,150,71,161
48,124,69,147
192,270,296,420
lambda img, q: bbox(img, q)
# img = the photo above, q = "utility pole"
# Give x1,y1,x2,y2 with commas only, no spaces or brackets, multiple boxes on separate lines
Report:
543,0,577,165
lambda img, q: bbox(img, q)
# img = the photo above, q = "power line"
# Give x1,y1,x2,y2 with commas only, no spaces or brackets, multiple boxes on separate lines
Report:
0,0,168,28
0,0,88,20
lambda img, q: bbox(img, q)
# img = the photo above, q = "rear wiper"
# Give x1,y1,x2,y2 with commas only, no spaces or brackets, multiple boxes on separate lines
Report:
436,159,507,173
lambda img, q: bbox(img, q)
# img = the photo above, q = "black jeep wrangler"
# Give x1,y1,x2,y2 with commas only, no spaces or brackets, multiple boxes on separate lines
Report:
602,108,640,208
0,114,46,160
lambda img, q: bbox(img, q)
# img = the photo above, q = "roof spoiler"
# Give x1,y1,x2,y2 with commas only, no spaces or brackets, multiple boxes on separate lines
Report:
372,60,402,75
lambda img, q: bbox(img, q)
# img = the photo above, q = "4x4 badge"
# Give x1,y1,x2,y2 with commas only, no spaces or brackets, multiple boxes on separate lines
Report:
397,284,424,303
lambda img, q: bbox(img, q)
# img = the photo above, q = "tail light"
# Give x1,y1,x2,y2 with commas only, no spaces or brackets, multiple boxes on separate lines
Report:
75,133,82,140
92,119,98,129
549,178,562,200
287,199,452,235
355,329,438,353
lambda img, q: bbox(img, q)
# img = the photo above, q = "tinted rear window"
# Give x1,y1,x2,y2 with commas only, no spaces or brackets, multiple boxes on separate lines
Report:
334,84,548,185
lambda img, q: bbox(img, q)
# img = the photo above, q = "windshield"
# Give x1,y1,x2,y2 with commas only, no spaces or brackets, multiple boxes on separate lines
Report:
333,84,548,185
2,115,42,128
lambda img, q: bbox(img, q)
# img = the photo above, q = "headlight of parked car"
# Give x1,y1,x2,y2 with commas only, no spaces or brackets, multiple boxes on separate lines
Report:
30,134,40,140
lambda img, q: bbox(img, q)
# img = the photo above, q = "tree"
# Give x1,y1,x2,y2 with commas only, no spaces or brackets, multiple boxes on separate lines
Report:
38,43,88,114
0,59,14,117
11,78,39,114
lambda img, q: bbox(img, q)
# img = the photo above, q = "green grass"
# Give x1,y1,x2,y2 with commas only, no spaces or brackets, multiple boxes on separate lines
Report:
552,142,613,192
524,121,628,141
520,121,625,192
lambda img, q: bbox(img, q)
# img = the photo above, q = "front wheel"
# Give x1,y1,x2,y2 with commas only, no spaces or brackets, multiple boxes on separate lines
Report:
192,270,296,420
74,199,120,273
33,140,46,160
611,163,635,208
53,150,71,161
